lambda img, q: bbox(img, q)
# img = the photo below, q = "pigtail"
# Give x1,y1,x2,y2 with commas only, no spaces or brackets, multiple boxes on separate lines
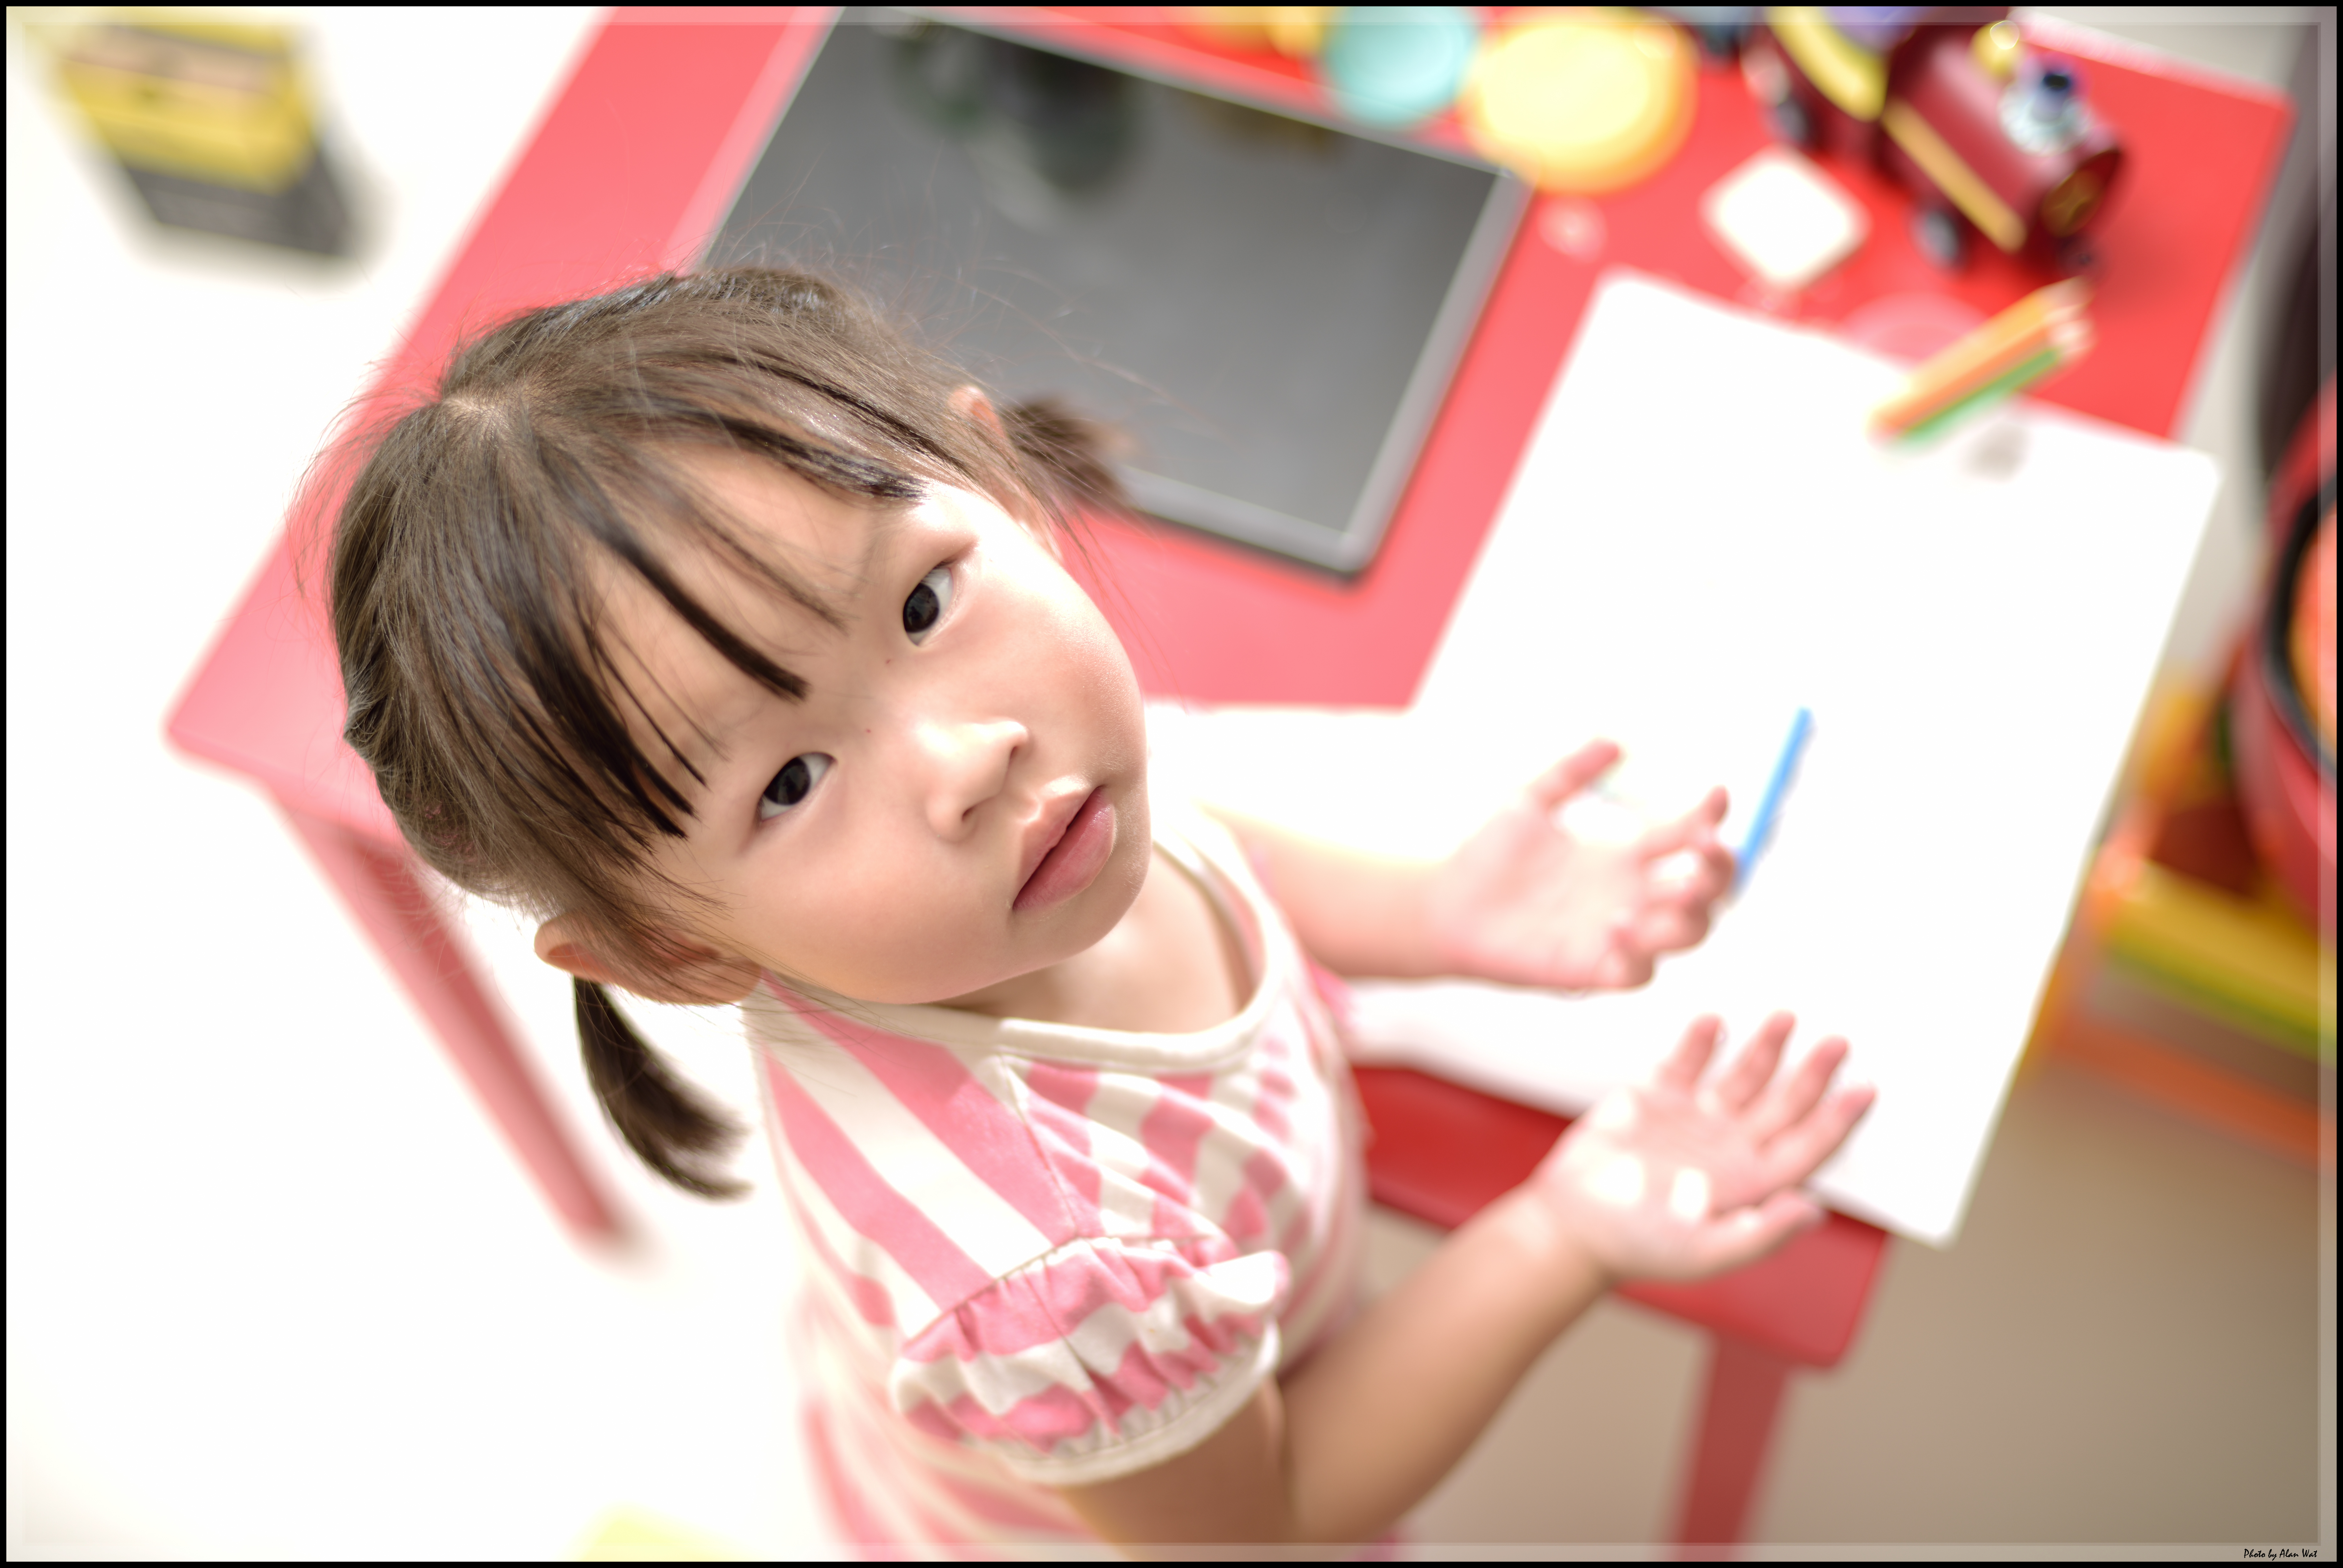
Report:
1001,396,1130,522
575,978,747,1199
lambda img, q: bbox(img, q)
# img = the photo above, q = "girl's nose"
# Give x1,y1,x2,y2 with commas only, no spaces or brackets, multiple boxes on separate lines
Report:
912,718,1028,837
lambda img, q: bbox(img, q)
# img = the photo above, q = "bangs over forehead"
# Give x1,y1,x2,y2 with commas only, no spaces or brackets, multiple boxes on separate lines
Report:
331,269,1035,944
575,447,929,823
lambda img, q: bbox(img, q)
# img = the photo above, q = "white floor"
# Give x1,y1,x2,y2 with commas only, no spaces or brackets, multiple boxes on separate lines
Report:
7,8,2329,1558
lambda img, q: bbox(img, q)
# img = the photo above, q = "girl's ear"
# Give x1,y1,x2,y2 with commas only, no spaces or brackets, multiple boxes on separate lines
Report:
534,915,762,1005
950,384,1005,439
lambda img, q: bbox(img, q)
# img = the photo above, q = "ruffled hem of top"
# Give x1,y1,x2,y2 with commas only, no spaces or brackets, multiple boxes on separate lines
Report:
889,1234,1290,1487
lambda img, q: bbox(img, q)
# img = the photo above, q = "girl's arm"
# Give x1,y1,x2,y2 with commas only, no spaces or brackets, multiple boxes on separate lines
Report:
1209,806,1446,977
1205,740,1736,992
1059,1014,1872,1548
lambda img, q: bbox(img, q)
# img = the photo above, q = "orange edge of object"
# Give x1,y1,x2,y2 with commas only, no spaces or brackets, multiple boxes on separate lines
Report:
2018,682,2198,1080
2032,680,2333,1167
2046,1011,2329,1167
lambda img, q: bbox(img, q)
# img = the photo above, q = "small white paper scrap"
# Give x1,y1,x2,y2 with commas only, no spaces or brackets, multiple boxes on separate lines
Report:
1701,145,1870,291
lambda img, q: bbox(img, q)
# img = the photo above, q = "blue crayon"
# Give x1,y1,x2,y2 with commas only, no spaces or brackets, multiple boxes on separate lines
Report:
1733,707,1814,892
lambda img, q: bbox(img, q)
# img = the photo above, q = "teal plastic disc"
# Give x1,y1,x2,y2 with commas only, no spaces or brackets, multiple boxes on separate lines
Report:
1320,7,1480,129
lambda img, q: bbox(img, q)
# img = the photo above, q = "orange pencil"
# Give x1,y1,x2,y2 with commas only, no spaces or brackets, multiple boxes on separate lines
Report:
1870,279,2093,438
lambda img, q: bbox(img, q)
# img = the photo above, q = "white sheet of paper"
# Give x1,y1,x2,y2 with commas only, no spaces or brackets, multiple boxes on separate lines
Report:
1153,271,2218,1247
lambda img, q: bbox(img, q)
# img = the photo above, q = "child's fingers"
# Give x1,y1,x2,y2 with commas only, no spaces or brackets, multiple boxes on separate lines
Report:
1636,797,1729,863
1756,1084,1876,1190
1634,797,1733,904
1690,1191,1823,1277
1590,911,1658,988
1707,1011,1794,1111
1672,785,1729,832
1593,941,1657,990
1646,844,1734,907
1635,813,1707,858
1655,1015,1725,1093
1527,739,1623,811
1643,856,1735,924
1687,840,1737,902
1697,835,1736,891
1628,901,1713,958
1746,1037,1851,1146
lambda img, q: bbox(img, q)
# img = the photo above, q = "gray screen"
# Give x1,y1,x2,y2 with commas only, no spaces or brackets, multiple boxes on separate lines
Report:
711,10,1524,573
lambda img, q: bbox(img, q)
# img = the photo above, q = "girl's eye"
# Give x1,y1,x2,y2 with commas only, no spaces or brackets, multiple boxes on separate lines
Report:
758,754,832,820
903,565,952,642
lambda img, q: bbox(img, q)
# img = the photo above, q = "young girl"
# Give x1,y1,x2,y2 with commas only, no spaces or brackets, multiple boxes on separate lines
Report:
326,266,1872,1553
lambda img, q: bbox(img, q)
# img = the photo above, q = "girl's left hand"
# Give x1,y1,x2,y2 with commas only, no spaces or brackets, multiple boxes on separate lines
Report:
1424,740,1734,992
1529,1012,1873,1283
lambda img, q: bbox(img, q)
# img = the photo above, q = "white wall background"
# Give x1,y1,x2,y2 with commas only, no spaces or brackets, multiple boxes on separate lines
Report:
8,9,833,1556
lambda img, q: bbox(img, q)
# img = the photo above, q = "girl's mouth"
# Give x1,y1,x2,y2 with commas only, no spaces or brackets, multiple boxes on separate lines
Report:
1014,787,1115,913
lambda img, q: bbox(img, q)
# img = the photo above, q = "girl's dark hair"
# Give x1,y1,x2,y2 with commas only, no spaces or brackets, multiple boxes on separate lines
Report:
324,266,1124,1198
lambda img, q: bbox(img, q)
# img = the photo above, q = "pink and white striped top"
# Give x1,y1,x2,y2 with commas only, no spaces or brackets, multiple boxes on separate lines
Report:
743,803,1368,1555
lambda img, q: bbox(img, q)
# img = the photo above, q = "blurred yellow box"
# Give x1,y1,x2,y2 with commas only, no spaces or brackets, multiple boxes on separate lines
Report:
2106,858,2329,1059
2032,679,2333,1166
55,15,315,192
29,9,350,254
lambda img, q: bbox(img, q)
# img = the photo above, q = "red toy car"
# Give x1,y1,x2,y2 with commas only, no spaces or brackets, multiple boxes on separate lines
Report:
1744,7,2124,272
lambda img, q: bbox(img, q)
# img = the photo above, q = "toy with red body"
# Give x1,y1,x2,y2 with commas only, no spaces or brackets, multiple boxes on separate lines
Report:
1746,7,2123,272
2230,379,2337,929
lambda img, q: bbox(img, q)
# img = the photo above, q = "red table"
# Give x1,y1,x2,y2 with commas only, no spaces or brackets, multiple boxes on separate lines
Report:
165,7,2291,1552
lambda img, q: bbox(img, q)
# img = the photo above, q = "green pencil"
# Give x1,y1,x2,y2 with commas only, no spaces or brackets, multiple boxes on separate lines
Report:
1894,343,2070,444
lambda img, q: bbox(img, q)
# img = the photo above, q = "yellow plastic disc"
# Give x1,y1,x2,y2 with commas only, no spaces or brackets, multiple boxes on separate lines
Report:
1461,10,1696,194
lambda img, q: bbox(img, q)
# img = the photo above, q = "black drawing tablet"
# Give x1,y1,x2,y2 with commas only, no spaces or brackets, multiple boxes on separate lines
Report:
711,9,1527,574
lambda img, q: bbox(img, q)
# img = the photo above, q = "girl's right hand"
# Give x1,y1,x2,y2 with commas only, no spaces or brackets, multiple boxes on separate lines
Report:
1527,1013,1875,1284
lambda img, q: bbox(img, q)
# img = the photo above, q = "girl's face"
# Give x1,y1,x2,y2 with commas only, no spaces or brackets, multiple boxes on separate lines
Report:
597,451,1151,1005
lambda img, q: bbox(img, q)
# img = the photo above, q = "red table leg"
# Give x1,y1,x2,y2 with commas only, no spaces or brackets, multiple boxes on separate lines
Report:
1671,1336,1794,1557
277,799,622,1239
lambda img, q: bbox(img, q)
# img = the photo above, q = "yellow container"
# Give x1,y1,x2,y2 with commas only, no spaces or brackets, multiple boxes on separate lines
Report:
2104,859,2332,1059
55,17,316,193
